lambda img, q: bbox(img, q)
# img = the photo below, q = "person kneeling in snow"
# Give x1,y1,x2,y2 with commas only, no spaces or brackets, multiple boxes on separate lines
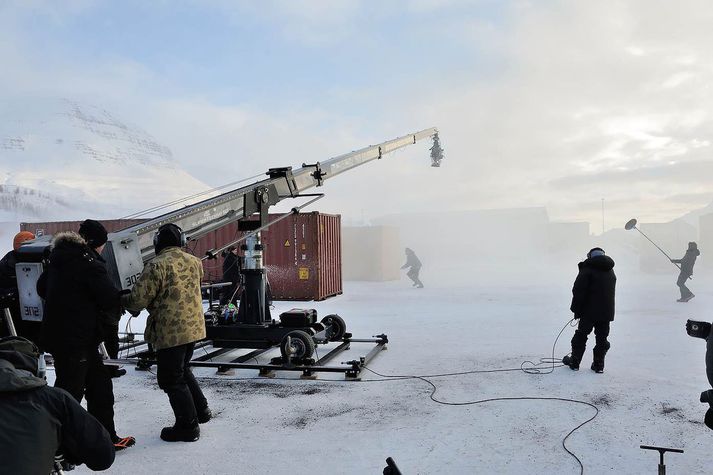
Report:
563,248,616,373
122,223,211,442
0,336,115,474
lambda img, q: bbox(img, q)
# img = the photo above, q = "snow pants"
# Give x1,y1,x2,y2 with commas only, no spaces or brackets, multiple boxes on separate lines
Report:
571,319,610,366
52,347,117,440
156,342,208,424
677,272,693,299
406,267,423,287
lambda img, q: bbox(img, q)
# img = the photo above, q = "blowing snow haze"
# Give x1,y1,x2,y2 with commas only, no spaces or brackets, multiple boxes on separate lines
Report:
0,98,208,221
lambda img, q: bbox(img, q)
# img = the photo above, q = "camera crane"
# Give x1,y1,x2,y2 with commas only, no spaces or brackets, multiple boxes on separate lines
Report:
97,127,442,378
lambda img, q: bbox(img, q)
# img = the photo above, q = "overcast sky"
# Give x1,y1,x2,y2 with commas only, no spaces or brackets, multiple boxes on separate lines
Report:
2,0,713,231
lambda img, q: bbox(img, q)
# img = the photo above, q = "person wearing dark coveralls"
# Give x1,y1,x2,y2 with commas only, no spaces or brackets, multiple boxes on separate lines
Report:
563,247,616,373
122,223,212,442
37,230,135,450
78,219,126,378
0,231,39,341
220,245,242,306
671,241,699,302
401,247,423,288
0,336,115,474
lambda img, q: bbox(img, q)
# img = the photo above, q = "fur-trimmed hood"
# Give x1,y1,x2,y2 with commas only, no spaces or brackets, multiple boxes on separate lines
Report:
51,231,87,250
47,231,95,268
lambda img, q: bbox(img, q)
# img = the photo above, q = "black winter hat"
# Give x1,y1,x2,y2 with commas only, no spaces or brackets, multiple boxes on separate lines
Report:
78,219,108,248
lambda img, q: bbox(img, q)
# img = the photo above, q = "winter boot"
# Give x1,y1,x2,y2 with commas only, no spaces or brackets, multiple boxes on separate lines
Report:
160,418,200,442
683,293,696,302
112,435,136,451
705,409,713,430
591,342,610,374
197,406,212,424
562,355,579,371
701,390,713,404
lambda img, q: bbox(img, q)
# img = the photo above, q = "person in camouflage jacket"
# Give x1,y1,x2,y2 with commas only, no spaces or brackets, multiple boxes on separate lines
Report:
122,224,211,442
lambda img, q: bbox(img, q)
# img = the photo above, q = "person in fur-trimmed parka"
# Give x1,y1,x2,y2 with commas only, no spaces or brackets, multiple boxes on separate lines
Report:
37,231,134,450
563,247,616,373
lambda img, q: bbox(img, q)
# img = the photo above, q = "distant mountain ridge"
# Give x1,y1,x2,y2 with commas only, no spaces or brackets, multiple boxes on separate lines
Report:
0,98,209,221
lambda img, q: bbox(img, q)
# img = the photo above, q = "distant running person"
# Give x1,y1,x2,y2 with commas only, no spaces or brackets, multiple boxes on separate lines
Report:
671,242,699,302
401,248,423,288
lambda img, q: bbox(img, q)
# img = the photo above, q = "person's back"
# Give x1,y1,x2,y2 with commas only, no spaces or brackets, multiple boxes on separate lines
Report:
679,242,700,276
133,246,206,350
38,232,120,351
570,253,616,323
0,337,115,474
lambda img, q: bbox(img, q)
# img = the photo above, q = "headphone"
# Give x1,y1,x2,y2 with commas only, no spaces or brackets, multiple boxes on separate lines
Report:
587,248,605,259
153,223,187,249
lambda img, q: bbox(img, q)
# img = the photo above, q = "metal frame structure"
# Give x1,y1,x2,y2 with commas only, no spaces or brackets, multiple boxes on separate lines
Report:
114,333,388,380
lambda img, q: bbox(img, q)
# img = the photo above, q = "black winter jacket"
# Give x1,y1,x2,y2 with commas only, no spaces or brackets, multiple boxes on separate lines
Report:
0,250,18,291
570,255,616,322
37,232,121,351
672,248,700,276
223,252,241,284
0,349,115,474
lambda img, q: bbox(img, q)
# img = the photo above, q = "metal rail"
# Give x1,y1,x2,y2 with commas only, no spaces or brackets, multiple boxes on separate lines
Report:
112,335,388,380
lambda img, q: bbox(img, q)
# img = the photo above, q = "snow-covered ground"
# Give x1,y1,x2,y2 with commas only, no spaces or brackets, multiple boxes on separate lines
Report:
63,264,713,475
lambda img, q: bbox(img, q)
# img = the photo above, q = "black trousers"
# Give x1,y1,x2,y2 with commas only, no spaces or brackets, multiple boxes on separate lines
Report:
156,342,208,423
677,273,693,299
52,347,117,440
103,323,119,359
571,319,611,365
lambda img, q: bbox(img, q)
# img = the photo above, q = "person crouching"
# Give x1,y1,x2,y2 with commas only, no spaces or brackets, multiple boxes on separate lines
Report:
122,224,211,442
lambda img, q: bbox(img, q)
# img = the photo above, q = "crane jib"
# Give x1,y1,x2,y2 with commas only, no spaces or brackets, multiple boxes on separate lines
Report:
103,127,439,290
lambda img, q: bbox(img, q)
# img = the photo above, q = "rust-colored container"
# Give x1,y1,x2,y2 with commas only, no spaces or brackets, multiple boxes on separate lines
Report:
261,212,342,301
19,212,342,301
192,212,342,301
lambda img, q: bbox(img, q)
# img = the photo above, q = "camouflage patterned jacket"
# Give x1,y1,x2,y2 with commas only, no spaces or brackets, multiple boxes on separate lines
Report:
122,246,206,350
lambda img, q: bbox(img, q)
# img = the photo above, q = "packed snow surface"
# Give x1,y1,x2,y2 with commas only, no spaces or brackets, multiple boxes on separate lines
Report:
63,265,713,475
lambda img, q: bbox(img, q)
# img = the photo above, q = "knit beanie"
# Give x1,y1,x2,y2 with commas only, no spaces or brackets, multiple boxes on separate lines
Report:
78,219,108,249
13,231,35,251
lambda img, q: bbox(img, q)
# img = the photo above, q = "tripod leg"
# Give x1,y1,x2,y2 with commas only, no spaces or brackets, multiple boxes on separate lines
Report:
3,307,17,336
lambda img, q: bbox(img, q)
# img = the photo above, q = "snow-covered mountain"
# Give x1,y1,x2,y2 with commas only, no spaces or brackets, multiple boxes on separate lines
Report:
0,98,210,221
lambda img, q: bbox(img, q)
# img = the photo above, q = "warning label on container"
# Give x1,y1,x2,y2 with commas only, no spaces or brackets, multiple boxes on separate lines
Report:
284,240,290,247
298,267,309,280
